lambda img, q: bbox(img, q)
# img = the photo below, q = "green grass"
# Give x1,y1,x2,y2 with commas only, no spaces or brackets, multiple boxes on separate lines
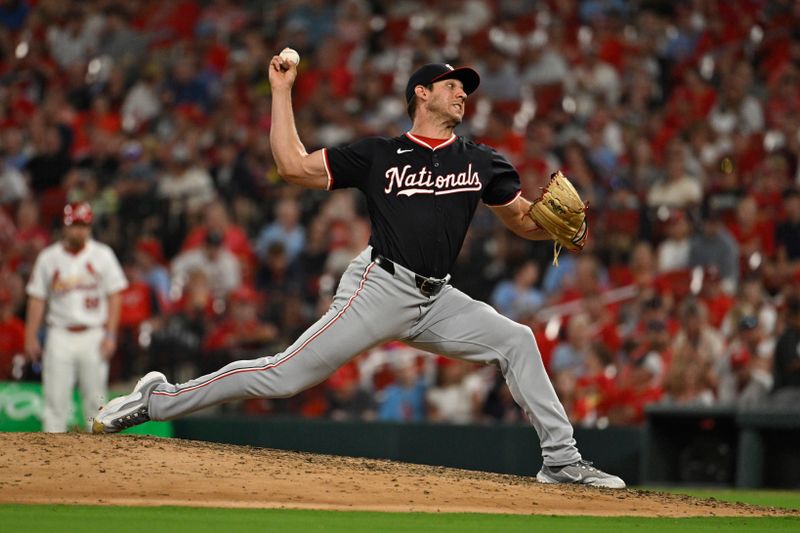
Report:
0,505,797,533
644,488,800,510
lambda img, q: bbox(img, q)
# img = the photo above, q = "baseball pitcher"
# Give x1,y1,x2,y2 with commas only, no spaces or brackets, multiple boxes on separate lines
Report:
93,56,623,488
25,202,128,432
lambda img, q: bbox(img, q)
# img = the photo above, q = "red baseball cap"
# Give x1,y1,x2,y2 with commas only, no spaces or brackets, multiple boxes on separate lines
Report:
327,363,359,390
229,285,260,305
730,347,751,369
135,237,164,263
63,202,93,226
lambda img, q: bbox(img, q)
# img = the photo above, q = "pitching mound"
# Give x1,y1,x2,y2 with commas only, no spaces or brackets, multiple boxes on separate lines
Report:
0,432,791,516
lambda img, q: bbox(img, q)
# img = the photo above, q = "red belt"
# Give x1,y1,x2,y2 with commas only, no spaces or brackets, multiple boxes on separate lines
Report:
66,325,90,332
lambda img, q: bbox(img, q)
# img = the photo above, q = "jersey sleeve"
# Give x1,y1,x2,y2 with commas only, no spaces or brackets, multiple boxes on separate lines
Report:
102,248,128,294
323,138,379,191
481,148,522,206
26,251,49,299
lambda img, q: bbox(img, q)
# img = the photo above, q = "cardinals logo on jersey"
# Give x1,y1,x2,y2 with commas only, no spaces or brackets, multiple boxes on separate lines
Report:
51,264,100,294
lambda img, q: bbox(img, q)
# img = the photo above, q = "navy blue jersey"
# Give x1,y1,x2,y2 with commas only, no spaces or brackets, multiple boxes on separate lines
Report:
324,132,521,277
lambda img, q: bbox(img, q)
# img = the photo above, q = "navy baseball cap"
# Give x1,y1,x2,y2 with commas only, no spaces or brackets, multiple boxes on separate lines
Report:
405,63,480,102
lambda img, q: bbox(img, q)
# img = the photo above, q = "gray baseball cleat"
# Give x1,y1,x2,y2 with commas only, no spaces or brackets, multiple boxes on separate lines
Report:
92,371,167,434
536,460,626,489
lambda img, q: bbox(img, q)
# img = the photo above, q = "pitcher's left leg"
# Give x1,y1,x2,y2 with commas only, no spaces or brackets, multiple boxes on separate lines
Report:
406,286,579,466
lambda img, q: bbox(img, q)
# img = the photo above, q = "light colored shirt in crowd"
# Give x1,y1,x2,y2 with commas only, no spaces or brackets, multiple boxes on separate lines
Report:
689,228,740,292
491,281,544,320
254,223,306,263
157,167,216,214
709,95,765,135
170,248,241,299
426,372,484,424
672,327,726,365
716,343,773,406
522,48,569,86
122,82,162,128
46,20,101,68
0,163,28,203
657,239,691,273
647,175,703,208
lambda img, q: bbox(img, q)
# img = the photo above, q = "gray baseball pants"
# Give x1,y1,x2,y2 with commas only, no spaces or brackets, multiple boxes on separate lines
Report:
149,247,581,466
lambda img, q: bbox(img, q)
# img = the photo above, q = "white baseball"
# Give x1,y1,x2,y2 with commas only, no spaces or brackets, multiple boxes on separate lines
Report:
280,47,300,66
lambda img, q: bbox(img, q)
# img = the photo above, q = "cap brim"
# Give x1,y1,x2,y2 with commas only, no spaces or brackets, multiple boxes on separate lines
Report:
430,67,480,96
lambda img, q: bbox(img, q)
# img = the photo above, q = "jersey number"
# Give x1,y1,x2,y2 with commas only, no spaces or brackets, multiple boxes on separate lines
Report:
85,297,100,310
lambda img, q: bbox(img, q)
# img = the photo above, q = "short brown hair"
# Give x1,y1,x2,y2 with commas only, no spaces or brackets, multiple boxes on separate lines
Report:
406,83,432,121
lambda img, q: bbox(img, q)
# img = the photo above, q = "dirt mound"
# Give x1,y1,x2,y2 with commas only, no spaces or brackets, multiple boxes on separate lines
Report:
0,432,792,516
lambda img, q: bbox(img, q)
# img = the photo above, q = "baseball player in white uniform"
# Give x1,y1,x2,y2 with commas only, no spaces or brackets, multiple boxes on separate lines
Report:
25,202,128,432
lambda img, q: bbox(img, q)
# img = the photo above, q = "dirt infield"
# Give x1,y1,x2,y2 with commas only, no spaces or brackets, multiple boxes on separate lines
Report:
0,432,793,517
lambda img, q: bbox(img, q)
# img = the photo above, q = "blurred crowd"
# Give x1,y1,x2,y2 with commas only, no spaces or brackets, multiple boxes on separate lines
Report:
1,0,800,426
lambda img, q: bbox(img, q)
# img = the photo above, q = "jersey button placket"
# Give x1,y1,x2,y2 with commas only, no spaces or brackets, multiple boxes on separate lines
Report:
432,152,443,276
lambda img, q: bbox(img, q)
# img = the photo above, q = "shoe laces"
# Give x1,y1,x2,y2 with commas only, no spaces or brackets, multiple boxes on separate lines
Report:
573,460,598,472
114,407,150,430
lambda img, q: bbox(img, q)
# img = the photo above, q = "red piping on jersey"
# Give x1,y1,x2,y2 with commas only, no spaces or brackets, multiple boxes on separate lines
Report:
485,189,522,207
152,262,377,398
322,148,334,190
405,132,457,151
408,134,449,149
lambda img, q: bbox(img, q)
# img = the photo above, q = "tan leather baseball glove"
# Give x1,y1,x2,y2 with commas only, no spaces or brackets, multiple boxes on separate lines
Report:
528,170,588,266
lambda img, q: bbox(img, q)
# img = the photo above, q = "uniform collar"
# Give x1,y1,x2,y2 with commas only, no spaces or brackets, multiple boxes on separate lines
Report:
62,239,90,256
404,132,457,151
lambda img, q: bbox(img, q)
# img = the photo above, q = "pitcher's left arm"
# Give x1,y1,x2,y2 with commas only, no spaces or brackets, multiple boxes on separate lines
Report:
489,196,550,241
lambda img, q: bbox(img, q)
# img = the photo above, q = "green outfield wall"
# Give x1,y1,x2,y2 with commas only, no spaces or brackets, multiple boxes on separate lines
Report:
0,381,172,437
172,415,643,484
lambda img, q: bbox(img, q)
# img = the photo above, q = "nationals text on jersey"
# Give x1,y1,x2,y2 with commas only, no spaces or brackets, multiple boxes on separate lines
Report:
384,163,482,197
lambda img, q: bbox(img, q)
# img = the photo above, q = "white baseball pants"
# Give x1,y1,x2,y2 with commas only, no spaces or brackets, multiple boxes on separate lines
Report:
42,327,108,432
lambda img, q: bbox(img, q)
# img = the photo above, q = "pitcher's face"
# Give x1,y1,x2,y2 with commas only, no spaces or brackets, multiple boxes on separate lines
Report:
425,79,467,125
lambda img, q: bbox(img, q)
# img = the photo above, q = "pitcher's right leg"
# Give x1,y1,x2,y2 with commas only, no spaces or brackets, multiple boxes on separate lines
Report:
149,300,370,420
147,252,408,421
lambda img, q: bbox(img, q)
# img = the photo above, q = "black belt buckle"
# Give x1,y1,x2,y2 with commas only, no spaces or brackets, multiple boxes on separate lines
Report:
416,275,445,297
371,250,445,297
